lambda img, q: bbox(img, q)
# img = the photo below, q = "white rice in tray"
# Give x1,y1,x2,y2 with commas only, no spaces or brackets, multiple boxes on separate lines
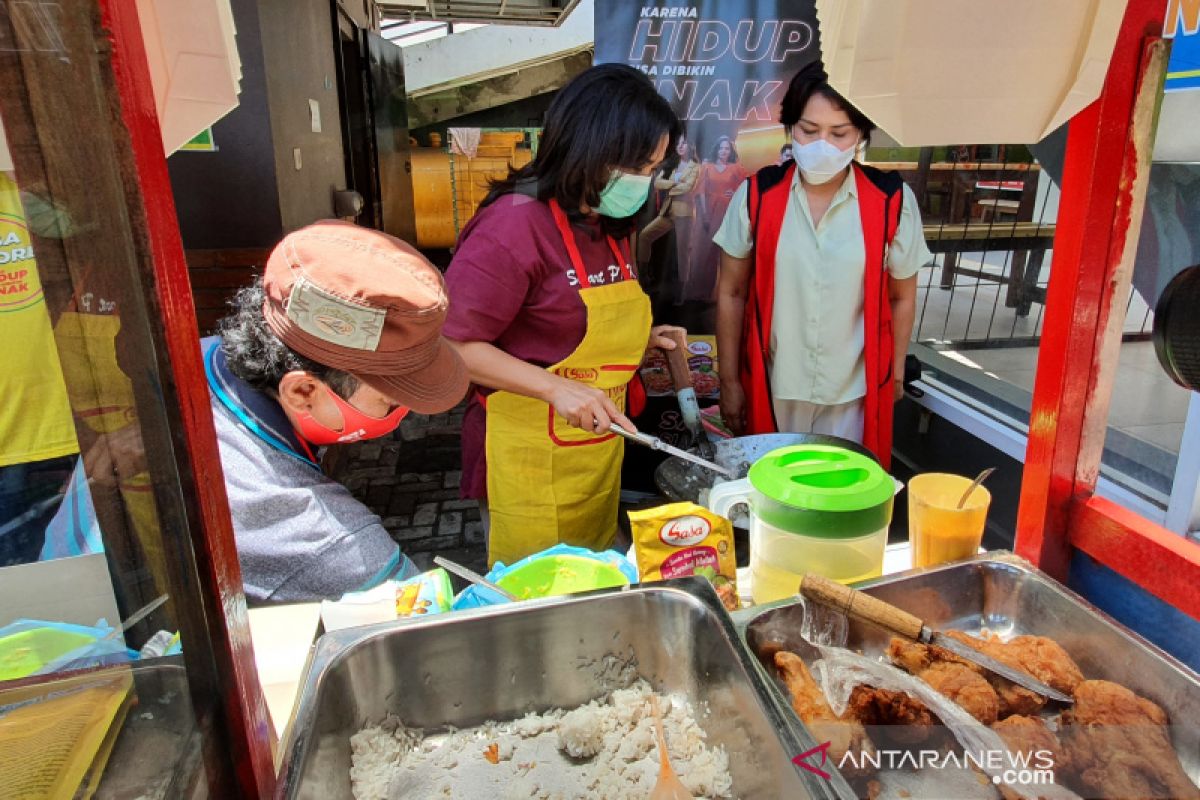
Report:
349,680,734,799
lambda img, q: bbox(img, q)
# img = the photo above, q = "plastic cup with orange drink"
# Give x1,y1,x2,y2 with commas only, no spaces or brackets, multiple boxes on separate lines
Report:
908,473,991,568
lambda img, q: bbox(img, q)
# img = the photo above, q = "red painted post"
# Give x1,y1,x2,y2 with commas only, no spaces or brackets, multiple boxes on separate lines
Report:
1070,497,1200,620
97,0,276,796
1015,0,1170,578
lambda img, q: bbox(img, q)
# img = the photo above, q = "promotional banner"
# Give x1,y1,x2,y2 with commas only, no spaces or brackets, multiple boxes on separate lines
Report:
595,0,820,331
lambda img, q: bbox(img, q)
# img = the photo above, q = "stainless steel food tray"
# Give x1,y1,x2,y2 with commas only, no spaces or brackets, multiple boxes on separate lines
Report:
276,578,830,799
732,551,1200,796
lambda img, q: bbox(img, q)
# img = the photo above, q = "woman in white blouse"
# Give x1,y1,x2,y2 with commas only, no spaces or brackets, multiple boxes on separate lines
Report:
713,63,932,469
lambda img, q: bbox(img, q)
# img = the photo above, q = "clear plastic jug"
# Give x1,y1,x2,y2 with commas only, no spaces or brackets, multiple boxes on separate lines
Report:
707,445,895,604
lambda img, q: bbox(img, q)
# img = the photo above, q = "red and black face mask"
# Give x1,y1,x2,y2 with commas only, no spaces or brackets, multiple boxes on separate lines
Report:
293,384,408,445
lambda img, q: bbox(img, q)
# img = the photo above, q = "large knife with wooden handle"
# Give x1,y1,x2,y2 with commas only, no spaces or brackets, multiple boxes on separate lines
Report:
799,574,1073,704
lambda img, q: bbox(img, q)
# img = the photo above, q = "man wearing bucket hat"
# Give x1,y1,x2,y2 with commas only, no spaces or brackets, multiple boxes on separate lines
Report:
204,220,469,604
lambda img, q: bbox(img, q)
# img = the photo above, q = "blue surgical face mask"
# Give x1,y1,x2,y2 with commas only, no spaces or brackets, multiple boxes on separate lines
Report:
595,170,651,218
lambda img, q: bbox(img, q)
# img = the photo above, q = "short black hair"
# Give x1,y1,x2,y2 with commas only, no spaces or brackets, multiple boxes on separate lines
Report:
218,282,360,400
710,136,739,164
780,62,876,146
485,63,681,237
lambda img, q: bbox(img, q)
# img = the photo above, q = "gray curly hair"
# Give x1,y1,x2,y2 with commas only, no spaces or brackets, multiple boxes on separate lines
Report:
217,281,360,400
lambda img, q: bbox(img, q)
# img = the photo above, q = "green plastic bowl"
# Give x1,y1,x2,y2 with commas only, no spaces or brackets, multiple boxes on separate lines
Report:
0,627,97,681
495,555,629,600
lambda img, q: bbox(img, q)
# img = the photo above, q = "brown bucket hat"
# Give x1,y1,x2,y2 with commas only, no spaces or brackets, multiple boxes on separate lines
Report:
261,220,468,414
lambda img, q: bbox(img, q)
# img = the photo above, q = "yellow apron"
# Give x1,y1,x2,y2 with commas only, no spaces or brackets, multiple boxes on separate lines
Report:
485,200,652,566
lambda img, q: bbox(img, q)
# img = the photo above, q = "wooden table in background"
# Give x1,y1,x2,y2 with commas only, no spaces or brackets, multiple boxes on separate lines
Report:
923,221,1055,316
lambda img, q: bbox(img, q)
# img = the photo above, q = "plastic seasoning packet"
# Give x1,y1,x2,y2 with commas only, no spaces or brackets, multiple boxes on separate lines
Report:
395,568,453,617
628,502,738,609
320,568,454,631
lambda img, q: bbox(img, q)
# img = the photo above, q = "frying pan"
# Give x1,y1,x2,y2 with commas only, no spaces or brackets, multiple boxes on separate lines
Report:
653,432,877,525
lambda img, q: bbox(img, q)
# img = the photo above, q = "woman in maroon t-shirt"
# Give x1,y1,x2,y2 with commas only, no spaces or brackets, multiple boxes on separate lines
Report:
444,64,686,566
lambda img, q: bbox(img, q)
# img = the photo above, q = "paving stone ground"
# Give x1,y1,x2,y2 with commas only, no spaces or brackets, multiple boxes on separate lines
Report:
327,401,490,575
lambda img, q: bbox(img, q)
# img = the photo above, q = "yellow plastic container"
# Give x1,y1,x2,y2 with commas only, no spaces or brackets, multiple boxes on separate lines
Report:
0,627,97,681
908,473,991,569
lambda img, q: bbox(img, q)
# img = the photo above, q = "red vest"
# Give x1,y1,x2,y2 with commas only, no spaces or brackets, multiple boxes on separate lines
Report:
740,161,903,468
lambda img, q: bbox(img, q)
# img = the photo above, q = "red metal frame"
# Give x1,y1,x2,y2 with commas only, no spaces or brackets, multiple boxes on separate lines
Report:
99,0,276,795
1016,0,1200,620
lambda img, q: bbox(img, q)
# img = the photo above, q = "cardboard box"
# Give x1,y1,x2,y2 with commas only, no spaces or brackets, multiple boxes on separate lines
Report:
817,0,1125,145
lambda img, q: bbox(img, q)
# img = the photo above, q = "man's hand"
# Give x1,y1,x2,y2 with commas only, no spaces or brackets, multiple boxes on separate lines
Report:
894,379,905,403
648,324,687,353
545,375,635,434
719,380,747,435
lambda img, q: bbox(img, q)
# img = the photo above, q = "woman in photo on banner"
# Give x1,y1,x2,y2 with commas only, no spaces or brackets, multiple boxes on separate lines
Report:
713,62,932,469
684,135,748,304
637,130,699,296
443,64,686,567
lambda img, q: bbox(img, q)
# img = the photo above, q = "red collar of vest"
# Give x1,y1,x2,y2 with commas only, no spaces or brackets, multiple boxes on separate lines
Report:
740,161,903,468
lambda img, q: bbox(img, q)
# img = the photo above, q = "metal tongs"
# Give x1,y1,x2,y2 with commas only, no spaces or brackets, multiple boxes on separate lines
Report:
610,424,735,479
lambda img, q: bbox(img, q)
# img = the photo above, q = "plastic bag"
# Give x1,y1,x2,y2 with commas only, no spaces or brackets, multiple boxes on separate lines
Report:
0,619,137,680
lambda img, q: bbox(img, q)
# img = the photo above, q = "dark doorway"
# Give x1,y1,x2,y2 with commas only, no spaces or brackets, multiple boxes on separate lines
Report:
332,7,416,242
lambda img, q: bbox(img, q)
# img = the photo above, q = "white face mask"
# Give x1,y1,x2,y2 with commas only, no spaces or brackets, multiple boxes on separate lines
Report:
793,137,859,185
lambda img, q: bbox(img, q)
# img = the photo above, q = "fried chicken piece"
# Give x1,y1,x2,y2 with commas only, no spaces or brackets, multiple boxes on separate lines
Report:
990,716,1071,800
887,637,1006,724
941,631,1047,718
886,637,937,674
1061,680,1199,800
845,684,940,746
1003,635,1085,694
775,650,836,721
774,651,876,778
920,662,1000,725
715,582,739,611
845,684,938,728
992,715,1066,770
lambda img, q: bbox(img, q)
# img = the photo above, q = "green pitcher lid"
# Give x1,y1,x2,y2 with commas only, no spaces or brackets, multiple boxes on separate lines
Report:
747,444,893,512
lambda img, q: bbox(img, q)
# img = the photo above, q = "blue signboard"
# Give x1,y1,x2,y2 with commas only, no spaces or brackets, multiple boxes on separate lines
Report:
1165,1,1200,92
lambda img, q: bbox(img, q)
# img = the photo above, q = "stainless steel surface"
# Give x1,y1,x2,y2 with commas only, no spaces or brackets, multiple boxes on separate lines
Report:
278,580,828,800
928,629,1072,703
735,552,1200,797
612,424,736,479
432,555,516,600
654,433,876,517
